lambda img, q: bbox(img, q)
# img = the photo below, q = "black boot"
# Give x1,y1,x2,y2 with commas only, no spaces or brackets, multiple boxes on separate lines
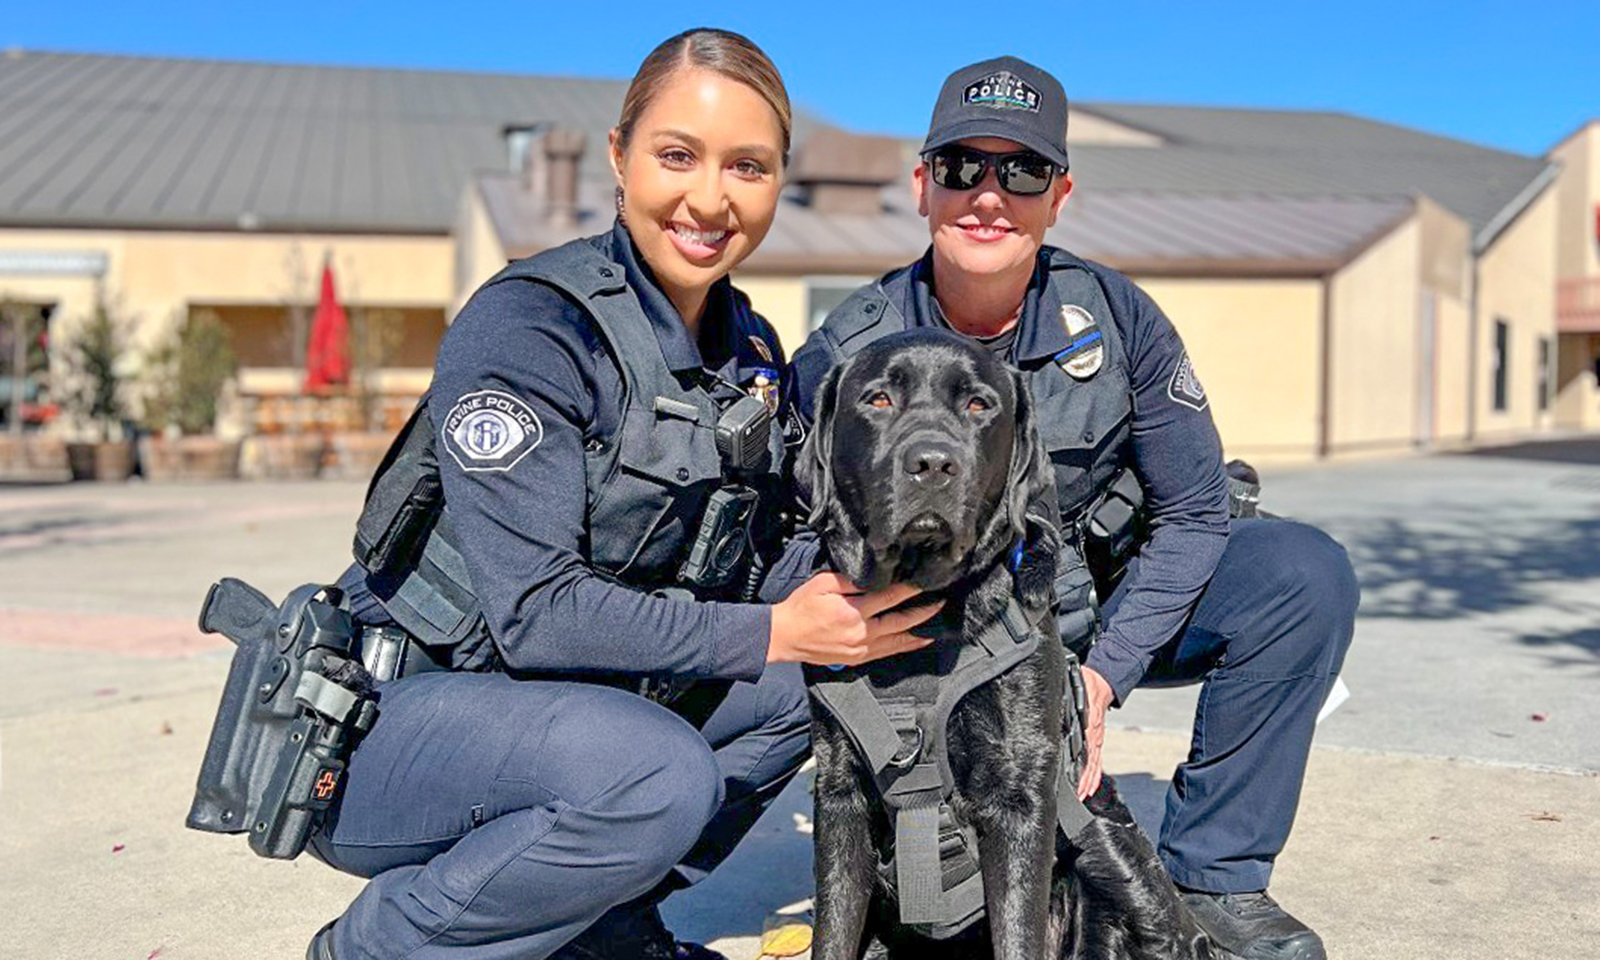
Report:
305,919,338,960
1179,889,1326,960
547,901,727,960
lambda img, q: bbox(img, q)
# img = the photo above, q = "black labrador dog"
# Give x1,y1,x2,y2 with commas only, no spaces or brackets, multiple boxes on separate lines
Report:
798,329,1212,960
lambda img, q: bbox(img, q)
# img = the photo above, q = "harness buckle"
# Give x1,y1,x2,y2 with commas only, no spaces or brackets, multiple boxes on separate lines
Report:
888,726,924,769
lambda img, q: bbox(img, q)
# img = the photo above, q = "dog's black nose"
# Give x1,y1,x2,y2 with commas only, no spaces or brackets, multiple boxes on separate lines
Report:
902,442,960,486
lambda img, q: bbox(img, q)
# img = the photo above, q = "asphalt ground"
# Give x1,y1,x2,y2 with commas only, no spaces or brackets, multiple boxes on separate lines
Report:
3,437,1599,959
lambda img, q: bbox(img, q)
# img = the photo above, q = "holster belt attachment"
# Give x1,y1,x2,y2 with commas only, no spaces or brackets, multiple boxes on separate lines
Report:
187,579,378,860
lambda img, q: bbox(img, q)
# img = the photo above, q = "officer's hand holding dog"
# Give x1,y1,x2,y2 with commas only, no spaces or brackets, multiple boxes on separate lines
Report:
1076,664,1116,800
768,572,942,666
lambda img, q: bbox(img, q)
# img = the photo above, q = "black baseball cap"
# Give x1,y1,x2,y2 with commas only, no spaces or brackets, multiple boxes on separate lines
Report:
920,56,1070,170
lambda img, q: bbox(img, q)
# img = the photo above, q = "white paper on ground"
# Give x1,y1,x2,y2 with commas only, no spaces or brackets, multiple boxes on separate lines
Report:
1316,675,1350,724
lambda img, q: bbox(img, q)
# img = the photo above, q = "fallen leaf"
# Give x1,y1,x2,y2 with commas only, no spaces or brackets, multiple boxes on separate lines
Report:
760,922,813,958
93,687,118,697
1530,713,1548,722
1529,811,1562,822
112,844,126,853
159,722,174,735
148,948,164,959
1428,835,1441,841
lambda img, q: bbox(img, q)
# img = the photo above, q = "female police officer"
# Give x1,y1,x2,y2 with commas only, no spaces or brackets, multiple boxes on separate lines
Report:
792,57,1358,960
307,29,940,960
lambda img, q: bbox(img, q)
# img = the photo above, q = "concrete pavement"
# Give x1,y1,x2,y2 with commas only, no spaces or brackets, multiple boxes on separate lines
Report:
3,441,1599,959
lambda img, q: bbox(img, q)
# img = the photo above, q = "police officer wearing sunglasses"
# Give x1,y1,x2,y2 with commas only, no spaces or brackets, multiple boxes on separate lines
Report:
791,56,1357,960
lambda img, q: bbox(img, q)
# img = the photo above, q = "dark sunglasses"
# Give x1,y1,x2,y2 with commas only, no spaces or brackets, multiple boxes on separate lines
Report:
924,145,1060,196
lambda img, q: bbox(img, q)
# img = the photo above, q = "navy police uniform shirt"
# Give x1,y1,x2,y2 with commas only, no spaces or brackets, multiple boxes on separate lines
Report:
790,249,1230,704
429,221,804,682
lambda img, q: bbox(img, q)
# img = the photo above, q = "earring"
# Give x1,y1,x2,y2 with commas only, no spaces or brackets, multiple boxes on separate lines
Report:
615,186,626,225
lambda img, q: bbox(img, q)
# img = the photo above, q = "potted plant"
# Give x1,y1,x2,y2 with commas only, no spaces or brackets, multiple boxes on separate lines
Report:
61,301,135,482
139,310,242,481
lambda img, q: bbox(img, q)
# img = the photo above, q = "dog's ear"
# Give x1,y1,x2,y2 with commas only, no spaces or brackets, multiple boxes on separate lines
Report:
797,362,844,531
1006,368,1053,536
1006,369,1060,609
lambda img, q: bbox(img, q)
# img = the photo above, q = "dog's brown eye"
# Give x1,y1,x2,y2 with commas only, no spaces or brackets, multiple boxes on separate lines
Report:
966,397,991,413
867,391,893,409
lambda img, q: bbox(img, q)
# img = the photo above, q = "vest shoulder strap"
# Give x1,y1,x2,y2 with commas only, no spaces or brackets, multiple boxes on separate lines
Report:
488,238,685,406
820,271,912,357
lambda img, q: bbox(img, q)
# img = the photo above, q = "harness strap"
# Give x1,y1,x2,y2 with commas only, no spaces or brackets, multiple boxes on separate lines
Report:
810,680,917,776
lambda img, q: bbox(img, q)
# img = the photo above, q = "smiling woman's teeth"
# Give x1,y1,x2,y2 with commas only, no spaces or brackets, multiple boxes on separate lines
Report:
672,224,728,245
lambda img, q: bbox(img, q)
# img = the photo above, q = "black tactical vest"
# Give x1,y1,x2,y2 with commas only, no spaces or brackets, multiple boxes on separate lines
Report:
353,236,784,670
813,249,1132,656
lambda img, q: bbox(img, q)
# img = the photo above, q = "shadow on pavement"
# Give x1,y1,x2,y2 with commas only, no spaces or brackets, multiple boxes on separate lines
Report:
1336,514,1600,623
1516,627,1600,674
1455,438,1600,465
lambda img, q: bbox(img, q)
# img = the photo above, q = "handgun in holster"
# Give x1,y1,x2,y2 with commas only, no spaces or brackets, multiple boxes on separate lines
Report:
187,579,378,860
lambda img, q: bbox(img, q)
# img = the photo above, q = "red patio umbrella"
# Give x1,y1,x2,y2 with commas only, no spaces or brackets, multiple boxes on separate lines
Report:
304,259,351,391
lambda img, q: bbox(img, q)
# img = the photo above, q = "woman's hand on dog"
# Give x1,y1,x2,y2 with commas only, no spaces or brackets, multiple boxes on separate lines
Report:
768,573,943,666
1076,665,1116,799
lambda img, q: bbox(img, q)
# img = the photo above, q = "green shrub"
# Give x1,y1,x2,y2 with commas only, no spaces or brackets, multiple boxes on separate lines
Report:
145,310,237,435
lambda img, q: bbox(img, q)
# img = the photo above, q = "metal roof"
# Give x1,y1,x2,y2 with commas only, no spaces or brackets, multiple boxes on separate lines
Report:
0,50,1552,265
0,50,823,234
1072,104,1554,243
483,170,1415,277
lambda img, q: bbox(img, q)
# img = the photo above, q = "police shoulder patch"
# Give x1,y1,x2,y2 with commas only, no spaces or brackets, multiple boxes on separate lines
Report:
1167,354,1209,412
442,389,544,472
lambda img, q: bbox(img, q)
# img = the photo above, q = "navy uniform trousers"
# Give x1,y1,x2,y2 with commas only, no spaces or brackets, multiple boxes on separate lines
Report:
308,661,812,960
1109,517,1359,894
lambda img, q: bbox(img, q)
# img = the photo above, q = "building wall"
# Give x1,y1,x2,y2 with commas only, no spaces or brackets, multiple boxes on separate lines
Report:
1473,183,1560,441
733,274,810,355
1549,123,1600,430
1327,216,1424,456
0,227,452,347
1134,276,1325,464
0,226,453,435
1555,332,1600,429
1550,122,1599,281
1432,292,1474,443
453,187,512,319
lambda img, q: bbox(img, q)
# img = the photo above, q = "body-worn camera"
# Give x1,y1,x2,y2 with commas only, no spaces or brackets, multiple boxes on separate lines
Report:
679,395,772,596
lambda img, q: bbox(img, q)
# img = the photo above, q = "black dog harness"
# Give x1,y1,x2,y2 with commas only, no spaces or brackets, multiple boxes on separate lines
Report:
810,591,1095,938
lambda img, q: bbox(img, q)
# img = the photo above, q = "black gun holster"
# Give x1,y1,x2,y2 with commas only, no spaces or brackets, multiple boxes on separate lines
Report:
186,579,379,860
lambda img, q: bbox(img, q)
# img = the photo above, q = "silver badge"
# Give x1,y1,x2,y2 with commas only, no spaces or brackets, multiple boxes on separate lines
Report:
442,389,544,472
1056,304,1104,380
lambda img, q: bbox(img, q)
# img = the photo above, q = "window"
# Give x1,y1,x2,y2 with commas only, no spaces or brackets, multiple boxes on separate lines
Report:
1492,319,1509,413
805,277,873,332
1537,337,1550,412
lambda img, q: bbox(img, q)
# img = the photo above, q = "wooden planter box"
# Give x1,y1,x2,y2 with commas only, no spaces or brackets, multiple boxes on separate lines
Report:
66,440,135,482
0,435,72,483
139,436,243,481
325,430,397,480
245,433,326,480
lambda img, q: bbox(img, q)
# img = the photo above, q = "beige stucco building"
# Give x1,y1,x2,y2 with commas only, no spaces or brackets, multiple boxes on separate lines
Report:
1549,121,1600,431
1,51,1592,464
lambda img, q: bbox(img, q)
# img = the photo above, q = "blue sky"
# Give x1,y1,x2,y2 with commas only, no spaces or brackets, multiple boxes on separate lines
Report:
5,1,1595,155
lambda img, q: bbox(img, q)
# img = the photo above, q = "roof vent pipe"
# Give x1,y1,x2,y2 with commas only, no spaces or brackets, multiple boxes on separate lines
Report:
544,129,586,231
